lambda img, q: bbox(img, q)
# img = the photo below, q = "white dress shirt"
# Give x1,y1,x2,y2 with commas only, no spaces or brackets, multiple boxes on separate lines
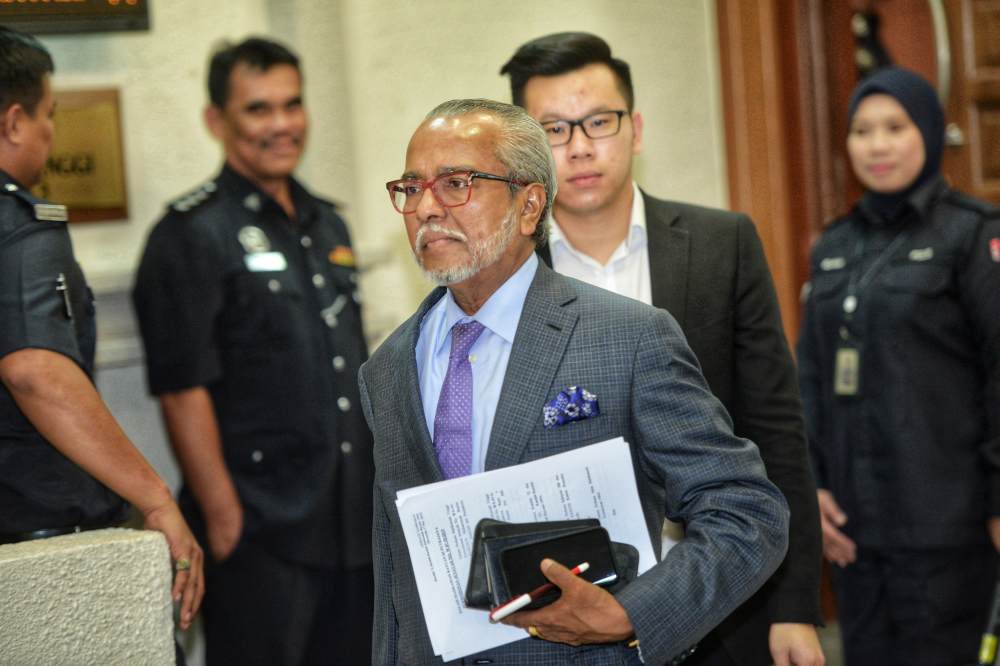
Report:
548,182,651,305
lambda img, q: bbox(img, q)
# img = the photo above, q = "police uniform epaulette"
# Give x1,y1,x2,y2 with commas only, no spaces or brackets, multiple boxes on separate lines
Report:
1,181,68,222
823,214,852,231
169,179,219,213
942,189,998,217
313,193,340,211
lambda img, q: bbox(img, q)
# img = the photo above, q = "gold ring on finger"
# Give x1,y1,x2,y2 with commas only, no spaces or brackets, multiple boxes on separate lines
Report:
527,625,539,638
175,557,191,572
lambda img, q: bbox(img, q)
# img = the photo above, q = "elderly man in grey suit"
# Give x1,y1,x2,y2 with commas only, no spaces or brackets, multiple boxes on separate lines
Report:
359,98,789,665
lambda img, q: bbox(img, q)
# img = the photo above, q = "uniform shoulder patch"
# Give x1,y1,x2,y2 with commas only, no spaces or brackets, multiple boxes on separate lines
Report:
169,180,219,213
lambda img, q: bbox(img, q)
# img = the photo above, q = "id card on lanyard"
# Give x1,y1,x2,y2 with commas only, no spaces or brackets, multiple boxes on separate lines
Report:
834,228,911,398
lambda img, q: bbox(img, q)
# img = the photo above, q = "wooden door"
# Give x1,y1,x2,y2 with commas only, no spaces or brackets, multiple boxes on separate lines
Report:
813,0,1000,231
945,0,1000,205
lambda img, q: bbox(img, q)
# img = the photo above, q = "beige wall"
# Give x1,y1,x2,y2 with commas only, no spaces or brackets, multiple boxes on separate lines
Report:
40,0,726,341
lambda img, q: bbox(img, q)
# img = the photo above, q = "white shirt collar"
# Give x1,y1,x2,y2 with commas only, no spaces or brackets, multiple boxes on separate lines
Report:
432,253,538,355
548,182,647,259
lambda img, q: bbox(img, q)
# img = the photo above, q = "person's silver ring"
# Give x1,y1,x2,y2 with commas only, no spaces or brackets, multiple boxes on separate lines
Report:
175,557,191,572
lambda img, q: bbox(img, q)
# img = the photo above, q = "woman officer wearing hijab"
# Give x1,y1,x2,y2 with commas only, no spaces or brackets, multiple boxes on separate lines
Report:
798,67,1000,664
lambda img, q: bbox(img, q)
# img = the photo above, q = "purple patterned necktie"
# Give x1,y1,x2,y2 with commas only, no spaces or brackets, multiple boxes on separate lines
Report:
433,320,485,479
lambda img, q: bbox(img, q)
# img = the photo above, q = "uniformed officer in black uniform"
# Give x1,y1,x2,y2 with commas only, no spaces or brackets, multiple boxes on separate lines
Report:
0,26,203,631
798,67,1000,664
132,37,373,665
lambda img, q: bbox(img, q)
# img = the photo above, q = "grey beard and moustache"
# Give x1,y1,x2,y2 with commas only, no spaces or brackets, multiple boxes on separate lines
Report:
413,207,519,286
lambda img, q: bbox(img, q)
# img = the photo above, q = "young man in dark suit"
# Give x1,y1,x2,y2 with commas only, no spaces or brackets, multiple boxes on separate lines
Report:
502,32,824,666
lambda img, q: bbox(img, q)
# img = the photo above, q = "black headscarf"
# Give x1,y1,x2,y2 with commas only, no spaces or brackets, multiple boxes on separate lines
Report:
847,67,944,220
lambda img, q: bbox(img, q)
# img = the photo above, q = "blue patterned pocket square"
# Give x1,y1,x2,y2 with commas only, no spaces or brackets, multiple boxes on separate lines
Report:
543,386,599,429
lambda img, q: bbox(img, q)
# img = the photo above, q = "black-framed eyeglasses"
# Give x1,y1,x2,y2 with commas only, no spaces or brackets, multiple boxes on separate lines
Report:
541,110,628,147
385,170,526,214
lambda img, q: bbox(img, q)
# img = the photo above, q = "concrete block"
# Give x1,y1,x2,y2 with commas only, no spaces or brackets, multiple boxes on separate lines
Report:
0,528,174,665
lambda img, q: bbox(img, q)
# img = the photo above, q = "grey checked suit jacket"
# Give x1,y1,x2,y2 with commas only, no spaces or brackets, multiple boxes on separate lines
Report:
359,262,789,665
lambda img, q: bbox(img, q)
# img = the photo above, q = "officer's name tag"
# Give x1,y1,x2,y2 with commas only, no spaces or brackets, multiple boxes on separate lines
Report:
244,252,287,272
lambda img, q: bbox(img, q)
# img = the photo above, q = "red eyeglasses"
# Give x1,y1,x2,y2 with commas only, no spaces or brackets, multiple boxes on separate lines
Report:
385,170,525,214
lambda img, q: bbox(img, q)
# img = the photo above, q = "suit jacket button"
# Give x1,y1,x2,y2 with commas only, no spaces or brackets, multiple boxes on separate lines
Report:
251,450,263,463
340,441,352,454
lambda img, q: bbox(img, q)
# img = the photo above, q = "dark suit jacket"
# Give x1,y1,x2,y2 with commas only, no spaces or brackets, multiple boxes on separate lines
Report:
541,191,822,663
359,262,789,665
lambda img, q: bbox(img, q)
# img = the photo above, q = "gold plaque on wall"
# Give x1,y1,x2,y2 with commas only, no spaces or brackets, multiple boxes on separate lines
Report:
32,88,128,223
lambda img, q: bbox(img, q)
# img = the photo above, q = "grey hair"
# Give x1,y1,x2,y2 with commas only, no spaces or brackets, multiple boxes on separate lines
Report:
424,98,556,246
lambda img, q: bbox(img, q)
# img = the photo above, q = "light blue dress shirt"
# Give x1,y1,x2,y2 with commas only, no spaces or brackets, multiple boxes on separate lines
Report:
415,253,538,475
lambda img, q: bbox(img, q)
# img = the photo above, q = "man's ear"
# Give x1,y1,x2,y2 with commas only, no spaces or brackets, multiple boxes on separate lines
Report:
204,105,225,141
1,104,27,144
518,183,547,238
631,110,644,156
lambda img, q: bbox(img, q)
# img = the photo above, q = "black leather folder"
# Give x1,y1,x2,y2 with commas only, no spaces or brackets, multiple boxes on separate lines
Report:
464,518,639,611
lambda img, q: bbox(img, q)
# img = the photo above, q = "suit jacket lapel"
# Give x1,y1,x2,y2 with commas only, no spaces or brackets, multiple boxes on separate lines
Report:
644,191,690,328
400,287,448,483
484,263,578,470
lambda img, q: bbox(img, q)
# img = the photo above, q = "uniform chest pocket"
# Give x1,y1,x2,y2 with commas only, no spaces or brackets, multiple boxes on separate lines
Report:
326,264,358,291
881,262,951,296
230,270,304,306
808,269,849,299
223,272,305,349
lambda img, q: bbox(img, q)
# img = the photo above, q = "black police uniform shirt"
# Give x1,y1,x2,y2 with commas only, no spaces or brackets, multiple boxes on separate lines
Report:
0,170,129,533
133,165,373,569
798,175,1000,549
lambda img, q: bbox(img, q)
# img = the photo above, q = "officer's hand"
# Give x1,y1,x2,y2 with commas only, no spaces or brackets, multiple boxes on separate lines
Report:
817,489,856,567
500,558,634,646
143,501,204,631
205,496,243,562
769,623,825,666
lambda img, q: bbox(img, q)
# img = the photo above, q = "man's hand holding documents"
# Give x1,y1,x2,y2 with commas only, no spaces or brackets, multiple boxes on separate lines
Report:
394,437,666,660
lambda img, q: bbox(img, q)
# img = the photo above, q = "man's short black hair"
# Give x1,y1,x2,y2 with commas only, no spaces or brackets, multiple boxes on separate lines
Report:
208,37,300,108
500,32,634,111
0,26,54,116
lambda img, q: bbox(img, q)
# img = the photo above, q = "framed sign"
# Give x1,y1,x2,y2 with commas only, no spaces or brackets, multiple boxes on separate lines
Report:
33,88,128,223
0,0,150,34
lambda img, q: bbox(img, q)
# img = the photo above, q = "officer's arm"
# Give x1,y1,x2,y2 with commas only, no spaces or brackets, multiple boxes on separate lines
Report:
159,385,243,562
0,347,204,628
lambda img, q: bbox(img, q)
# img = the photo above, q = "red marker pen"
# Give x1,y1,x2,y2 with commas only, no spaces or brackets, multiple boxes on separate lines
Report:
489,562,590,623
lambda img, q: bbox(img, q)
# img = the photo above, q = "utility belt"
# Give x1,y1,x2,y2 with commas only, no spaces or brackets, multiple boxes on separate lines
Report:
0,521,122,546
